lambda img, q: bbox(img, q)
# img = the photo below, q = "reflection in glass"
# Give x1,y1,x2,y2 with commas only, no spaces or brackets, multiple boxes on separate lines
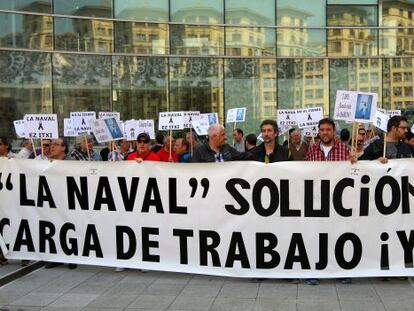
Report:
277,29,326,56
328,6,377,26
0,50,52,138
53,53,111,127
277,59,329,114
171,0,223,24
170,58,223,120
171,25,224,55
383,58,414,113
226,0,275,26
0,13,53,49
54,0,112,18
114,0,169,21
55,17,113,53
329,59,382,116
277,0,326,27
226,27,275,56
114,22,168,54
225,59,277,135
329,0,377,4
0,0,51,13
328,28,378,56
112,56,168,121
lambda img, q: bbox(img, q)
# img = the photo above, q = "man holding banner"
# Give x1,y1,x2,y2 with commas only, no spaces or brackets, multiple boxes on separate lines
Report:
126,133,160,162
360,116,413,162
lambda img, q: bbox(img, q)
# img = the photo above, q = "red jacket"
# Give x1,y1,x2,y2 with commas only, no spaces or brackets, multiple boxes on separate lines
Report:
126,150,160,161
156,148,179,162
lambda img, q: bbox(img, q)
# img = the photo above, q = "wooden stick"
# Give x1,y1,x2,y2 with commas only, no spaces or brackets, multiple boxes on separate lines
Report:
190,127,193,156
84,134,91,161
233,122,236,146
383,133,387,158
31,138,36,159
169,129,172,161
41,138,44,159
351,122,357,154
312,135,315,145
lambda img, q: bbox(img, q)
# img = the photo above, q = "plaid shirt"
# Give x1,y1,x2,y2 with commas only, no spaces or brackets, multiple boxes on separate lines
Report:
67,148,101,161
305,140,350,161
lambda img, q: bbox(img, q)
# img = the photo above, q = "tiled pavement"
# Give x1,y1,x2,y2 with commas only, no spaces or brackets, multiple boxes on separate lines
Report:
0,264,413,311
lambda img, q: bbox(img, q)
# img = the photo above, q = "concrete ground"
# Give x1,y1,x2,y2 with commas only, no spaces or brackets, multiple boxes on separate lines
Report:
0,264,413,311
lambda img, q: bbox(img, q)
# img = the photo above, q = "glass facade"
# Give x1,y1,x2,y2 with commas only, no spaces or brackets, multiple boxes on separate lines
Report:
0,0,413,138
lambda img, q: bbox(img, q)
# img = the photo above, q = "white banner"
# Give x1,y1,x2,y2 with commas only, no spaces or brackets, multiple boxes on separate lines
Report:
70,112,96,135
0,159,413,278
99,112,121,121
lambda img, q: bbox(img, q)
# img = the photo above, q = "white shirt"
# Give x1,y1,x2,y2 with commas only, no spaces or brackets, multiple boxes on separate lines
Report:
321,145,332,158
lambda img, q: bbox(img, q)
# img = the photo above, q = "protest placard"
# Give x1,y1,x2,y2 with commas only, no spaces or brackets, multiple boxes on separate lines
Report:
191,119,209,136
64,118,77,137
334,91,378,123
137,119,155,139
183,111,200,129
200,113,219,125
296,107,324,129
158,112,184,131
70,112,96,135
98,112,121,121
226,108,246,123
123,120,138,141
277,109,297,126
13,120,25,138
277,124,290,136
90,117,124,143
303,126,318,137
333,90,357,121
374,109,390,132
24,114,58,139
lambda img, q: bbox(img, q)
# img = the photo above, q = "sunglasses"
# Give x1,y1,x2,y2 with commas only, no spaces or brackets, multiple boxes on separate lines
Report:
137,139,150,144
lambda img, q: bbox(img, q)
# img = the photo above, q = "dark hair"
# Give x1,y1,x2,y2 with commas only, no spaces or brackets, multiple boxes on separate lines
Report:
245,133,257,146
260,119,278,133
234,128,244,136
155,132,164,145
340,128,350,142
387,115,408,132
318,118,335,129
61,138,69,155
0,136,11,152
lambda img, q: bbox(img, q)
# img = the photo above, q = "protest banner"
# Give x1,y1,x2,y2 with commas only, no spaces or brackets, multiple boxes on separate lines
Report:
98,112,121,121
70,112,96,135
0,159,413,278
13,120,25,138
24,114,58,139
296,107,324,129
277,109,297,127
200,113,219,125
64,118,77,137
89,117,124,143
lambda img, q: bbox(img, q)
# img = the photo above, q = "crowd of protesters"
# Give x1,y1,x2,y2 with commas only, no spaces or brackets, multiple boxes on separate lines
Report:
0,116,413,281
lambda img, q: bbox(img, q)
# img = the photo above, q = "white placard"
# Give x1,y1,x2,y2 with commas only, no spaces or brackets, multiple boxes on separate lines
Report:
24,114,58,139
200,113,219,125
158,111,184,131
137,119,155,139
278,124,290,136
374,109,390,132
334,90,378,123
387,110,401,117
89,117,124,143
70,112,96,135
64,118,77,137
411,124,414,133
99,112,121,121
296,107,324,129
183,111,200,129
226,108,246,123
13,120,25,138
124,120,139,141
191,119,209,136
277,109,297,126
303,126,319,137
334,90,356,121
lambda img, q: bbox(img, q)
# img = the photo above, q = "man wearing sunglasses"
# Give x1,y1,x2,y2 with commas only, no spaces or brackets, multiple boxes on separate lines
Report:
127,133,160,162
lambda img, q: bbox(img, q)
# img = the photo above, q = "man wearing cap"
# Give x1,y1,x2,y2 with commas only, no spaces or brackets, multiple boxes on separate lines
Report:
127,133,160,162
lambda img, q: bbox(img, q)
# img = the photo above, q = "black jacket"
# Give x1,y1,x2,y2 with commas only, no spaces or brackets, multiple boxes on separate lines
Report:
250,142,290,163
360,139,413,160
191,143,251,162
